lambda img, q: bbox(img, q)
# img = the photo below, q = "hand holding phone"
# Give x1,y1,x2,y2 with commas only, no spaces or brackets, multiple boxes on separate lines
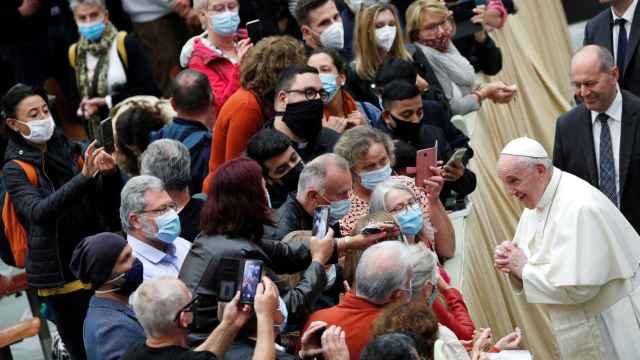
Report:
240,259,264,304
446,148,467,167
246,19,262,44
416,143,438,189
96,117,114,154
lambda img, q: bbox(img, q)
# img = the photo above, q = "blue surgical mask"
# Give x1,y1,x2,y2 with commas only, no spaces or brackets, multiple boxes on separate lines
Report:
154,209,182,243
78,19,106,41
210,11,240,36
359,164,392,190
427,285,439,306
329,198,351,223
319,73,340,104
395,204,424,236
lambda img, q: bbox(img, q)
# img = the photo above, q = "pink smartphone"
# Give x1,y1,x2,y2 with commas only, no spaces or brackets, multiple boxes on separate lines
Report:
416,142,437,188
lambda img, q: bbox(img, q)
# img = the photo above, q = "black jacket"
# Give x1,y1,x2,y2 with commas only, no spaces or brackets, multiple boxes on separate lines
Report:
3,131,123,288
453,35,503,75
266,194,343,241
178,234,331,344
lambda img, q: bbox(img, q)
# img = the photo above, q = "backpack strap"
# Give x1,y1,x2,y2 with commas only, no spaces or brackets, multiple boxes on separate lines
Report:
116,31,128,68
11,160,38,187
68,42,78,70
183,131,211,152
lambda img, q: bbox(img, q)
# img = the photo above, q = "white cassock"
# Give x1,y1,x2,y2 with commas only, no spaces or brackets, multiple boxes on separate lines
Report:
509,168,640,360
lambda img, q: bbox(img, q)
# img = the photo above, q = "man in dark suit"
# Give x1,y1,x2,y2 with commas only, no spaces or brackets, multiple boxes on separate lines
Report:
554,45,640,234
584,0,640,97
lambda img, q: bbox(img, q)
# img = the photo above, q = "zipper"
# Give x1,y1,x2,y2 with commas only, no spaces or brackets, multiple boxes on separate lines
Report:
40,150,65,284
40,151,55,192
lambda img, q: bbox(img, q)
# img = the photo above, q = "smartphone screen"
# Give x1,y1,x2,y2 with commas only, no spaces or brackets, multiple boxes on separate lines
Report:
99,117,114,154
240,259,263,304
416,142,438,188
246,19,262,44
312,205,330,239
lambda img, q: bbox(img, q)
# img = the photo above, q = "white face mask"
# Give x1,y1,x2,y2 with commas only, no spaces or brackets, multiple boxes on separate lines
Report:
375,25,397,52
320,22,345,49
17,116,55,144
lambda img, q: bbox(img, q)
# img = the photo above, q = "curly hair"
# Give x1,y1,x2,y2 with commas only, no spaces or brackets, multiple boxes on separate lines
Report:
371,301,439,360
239,36,306,101
333,126,396,170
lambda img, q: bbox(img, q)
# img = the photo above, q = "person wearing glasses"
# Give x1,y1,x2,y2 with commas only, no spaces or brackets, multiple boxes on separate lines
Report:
122,276,280,360
119,175,191,280
270,64,341,163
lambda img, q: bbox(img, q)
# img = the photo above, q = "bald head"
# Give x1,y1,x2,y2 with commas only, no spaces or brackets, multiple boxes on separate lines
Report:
171,69,213,115
571,45,619,113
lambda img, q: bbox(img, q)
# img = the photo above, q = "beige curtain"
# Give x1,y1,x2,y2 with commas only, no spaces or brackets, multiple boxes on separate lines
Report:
460,1,575,359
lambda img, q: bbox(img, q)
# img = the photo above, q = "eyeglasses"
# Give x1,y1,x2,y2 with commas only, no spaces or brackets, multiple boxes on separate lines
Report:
388,199,419,215
140,203,178,216
173,294,200,322
421,17,453,35
286,88,329,102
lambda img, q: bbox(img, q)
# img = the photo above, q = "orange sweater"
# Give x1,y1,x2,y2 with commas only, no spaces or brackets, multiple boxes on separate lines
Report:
203,88,264,193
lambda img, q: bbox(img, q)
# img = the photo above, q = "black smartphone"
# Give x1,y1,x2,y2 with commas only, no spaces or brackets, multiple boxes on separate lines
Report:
240,259,264,304
246,19,262,44
217,257,241,302
312,205,330,239
97,117,114,153
361,224,383,235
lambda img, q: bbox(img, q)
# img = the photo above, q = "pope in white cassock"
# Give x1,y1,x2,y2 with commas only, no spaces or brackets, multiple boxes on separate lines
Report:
493,137,640,360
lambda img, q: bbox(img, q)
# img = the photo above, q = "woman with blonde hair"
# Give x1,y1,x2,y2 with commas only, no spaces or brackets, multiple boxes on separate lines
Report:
405,0,515,115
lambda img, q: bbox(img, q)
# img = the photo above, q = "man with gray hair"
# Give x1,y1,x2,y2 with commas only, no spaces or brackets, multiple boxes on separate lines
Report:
120,175,191,280
494,137,640,359
121,276,280,360
141,139,205,242
554,44,640,234
151,69,213,194
302,241,413,360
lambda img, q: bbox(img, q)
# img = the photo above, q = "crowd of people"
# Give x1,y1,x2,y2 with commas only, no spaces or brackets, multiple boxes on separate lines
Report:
2,0,640,359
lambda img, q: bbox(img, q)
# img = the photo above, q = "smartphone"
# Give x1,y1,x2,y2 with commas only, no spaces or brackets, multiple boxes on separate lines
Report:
416,143,438,188
312,205,330,239
361,223,383,235
240,259,264,304
246,19,262,44
446,148,468,166
216,257,241,302
97,117,114,153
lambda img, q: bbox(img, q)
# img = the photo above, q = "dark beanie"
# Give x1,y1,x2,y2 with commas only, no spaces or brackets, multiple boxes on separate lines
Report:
71,232,128,288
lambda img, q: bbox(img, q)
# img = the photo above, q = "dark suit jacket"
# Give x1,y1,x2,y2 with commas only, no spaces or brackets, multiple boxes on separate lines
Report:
553,90,640,234
584,5,640,97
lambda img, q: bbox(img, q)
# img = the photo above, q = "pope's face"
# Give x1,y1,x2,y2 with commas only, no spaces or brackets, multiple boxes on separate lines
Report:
497,156,548,209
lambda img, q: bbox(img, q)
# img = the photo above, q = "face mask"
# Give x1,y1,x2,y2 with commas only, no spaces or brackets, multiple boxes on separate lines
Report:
281,99,324,142
359,164,392,190
395,204,424,236
329,198,351,223
96,258,144,296
319,73,340,104
427,285,439,306
78,18,106,41
153,210,182,243
375,25,397,52
391,114,422,144
325,264,337,290
210,11,240,36
17,116,55,144
319,22,345,49
279,161,304,192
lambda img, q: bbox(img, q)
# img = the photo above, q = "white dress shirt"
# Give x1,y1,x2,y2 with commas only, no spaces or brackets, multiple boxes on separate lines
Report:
127,234,191,280
591,88,623,199
612,0,637,63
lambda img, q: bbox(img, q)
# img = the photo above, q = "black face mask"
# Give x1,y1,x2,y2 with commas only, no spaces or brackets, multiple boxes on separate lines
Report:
278,161,304,192
391,114,422,145
280,99,324,142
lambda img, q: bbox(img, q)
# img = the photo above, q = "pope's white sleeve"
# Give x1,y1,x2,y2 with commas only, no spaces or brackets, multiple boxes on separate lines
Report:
522,263,601,305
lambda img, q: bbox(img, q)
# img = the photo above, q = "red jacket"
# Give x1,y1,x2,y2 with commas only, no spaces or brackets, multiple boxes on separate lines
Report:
187,38,241,116
303,292,384,360
432,287,475,341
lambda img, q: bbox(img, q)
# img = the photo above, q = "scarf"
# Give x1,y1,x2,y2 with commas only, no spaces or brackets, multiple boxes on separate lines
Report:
75,22,118,139
323,89,358,120
415,41,476,100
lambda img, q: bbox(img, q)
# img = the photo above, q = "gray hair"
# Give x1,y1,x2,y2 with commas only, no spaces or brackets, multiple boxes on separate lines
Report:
355,241,412,304
369,180,417,214
131,277,190,338
407,243,438,299
69,0,106,11
516,156,553,172
575,45,615,72
297,153,350,197
120,175,164,232
334,126,395,170
140,140,191,193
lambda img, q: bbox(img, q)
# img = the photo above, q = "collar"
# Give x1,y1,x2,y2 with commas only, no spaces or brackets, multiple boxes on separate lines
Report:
341,291,385,309
536,167,561,211
591,87,623,124
172,117,210,132
611,0,637,24
90,295,132,313
127,234,176,265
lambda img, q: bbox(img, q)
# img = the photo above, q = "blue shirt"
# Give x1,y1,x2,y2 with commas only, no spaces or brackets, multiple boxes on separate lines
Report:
127,234,191,280
83,296,146,360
